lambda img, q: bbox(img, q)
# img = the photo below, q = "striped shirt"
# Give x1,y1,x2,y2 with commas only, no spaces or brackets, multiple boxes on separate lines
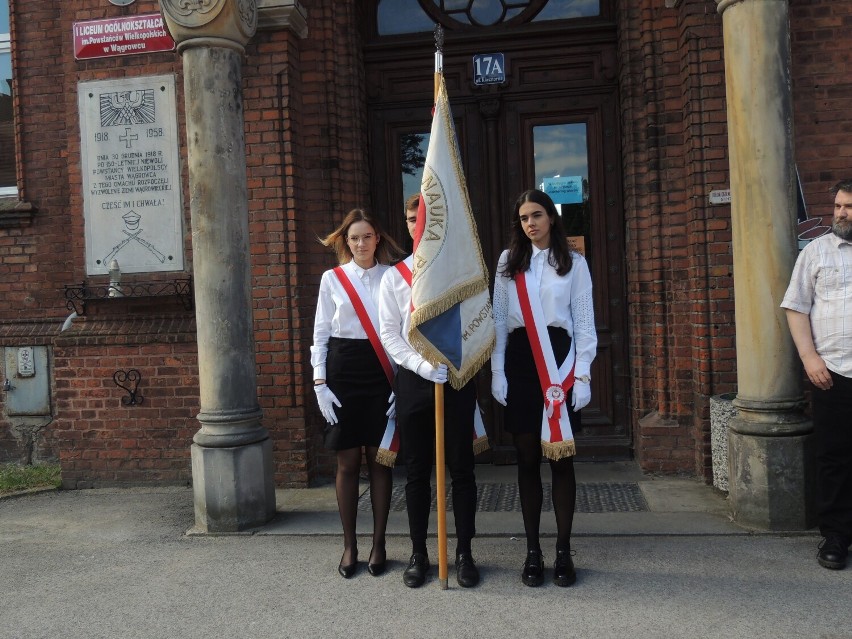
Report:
781,232,852,377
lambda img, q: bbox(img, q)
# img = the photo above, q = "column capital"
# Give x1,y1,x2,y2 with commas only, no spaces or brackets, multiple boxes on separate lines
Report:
160,0,257,53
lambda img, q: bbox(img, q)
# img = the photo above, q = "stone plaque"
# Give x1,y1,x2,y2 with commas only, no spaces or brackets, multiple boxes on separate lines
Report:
79,75,184,275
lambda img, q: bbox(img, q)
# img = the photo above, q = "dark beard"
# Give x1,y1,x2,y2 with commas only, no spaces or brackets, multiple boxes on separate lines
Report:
832,219,852,241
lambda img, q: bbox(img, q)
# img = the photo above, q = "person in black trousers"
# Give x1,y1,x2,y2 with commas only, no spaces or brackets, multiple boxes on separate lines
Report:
378,194,480,588
782,179,852,570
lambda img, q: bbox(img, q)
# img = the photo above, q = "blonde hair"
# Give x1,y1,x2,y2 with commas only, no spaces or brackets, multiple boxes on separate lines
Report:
321,208,404,265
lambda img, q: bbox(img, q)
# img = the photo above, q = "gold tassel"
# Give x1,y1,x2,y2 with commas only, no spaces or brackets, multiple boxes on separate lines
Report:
541,439,576,461
472,435,490,455
374,449,397,468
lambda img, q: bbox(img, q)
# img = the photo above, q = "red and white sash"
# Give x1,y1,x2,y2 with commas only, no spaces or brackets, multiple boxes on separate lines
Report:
332,266,399,466
390,260,489,457
514,270,577,460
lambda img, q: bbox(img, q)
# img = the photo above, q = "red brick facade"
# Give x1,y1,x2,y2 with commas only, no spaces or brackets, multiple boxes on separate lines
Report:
1,0,850,487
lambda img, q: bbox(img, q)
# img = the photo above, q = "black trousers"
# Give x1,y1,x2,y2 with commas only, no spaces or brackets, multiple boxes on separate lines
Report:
812,371,852,543
395,367,476,548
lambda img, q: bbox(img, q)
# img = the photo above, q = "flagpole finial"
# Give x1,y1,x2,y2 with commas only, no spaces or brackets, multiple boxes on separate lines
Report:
434,24,444,53
433,24,444,75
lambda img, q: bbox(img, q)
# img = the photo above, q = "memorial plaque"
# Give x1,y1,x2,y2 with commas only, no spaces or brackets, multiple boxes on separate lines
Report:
79,75,184,275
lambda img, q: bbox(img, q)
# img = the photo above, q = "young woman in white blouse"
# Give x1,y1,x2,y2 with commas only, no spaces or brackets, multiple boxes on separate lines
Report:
311,209,403,579
491,189,597,587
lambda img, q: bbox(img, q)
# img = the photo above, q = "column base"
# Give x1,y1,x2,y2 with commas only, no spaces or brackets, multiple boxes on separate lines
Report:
728,419,816,530
190,438,277,532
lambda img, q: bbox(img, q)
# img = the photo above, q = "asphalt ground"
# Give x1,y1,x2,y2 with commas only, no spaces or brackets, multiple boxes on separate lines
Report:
1,462,849,639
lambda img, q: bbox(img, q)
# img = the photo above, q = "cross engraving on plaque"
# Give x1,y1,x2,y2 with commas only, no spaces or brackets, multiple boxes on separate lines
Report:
119,127,139,149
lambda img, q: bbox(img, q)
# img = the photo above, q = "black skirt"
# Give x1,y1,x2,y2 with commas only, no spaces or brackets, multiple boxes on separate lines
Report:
325,337,392,450
504,326,582,435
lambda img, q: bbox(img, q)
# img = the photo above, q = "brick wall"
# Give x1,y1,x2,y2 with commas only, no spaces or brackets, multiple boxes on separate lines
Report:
790,0,852,214
52,316,198,487
0,0,379,485
618,0,733,476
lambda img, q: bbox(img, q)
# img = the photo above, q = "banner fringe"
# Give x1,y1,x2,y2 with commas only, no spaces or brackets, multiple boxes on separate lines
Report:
473,435,490,455
541,439,576,461
375,448,397,468
409,332,495,390
409,280,489,328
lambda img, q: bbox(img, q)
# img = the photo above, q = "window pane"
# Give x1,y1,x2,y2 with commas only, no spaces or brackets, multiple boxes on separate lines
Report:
377,0,434,35
0,51,13,188
533,0,600,21
469,0,504,26
0,0,8,34
533,123,590,251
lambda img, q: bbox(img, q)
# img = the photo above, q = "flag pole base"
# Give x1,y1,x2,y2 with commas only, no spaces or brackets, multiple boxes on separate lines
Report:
440,578,448,590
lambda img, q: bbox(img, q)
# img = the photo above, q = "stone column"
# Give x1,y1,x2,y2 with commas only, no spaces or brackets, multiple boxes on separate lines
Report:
161,0,276,532
716,0,814,530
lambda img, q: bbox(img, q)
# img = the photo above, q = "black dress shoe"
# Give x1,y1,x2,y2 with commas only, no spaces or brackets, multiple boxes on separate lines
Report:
553,549,576,587
521,549,544,587
403,552,430,588
817,536,848,570
367,546,387,576
455,552,480,588
338,550,358,579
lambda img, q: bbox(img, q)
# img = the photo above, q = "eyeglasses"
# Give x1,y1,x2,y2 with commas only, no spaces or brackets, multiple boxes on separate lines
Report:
347,233,376,244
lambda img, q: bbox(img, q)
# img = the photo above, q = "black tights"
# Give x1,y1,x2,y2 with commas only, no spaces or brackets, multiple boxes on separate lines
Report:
513,432,576,553
336,446,393,566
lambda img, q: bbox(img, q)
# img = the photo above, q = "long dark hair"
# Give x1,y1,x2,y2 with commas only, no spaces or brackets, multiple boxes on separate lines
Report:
320,208,403,265
500,189,573,278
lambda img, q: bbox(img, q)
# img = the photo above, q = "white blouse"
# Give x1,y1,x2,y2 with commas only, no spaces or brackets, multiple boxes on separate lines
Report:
310,260,390,381
492,246,597,378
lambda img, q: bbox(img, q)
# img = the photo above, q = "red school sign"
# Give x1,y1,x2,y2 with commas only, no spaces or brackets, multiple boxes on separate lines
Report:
73,13,175,61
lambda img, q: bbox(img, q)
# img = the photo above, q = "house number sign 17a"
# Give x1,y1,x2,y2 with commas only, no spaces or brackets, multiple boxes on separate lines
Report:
473,53,506,86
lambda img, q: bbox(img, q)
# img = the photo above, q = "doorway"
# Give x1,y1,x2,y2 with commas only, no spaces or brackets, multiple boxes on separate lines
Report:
364,0,629,460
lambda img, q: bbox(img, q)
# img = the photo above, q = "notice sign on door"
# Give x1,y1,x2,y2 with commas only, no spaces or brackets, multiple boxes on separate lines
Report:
73,14,175,60
542,176,584,205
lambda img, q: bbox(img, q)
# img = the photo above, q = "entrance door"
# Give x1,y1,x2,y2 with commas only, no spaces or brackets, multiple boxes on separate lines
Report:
364,2,629,460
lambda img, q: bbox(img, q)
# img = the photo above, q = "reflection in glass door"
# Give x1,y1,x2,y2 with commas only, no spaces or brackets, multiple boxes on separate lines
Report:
534,123,590,257
400,131,429,202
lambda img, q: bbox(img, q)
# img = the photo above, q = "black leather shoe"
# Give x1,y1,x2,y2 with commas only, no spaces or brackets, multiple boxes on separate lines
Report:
338,549,357,579
553,549,576,587
521,549,544,587
817,537,848,570
403,552,430,588
455,552,480,588
367,546,386,576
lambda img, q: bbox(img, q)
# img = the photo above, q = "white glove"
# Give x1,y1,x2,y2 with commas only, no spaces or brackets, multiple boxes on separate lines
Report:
314,384,342,424
572,381,591,411
491,371,507,406
416,361,448,384
386,391,396,420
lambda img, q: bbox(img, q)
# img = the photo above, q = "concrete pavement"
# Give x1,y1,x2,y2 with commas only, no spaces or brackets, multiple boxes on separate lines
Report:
1,462,848,639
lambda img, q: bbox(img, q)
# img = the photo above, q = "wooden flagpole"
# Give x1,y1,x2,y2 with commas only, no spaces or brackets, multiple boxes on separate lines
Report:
432,24,449,591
